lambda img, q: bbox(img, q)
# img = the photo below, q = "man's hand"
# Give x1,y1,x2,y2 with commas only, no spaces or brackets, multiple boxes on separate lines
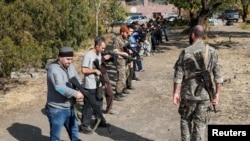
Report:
75,91,84,99
103,54,112,60
173,93,180,105
211,93,219,105
94,69,101,76
173,83,181,105
117,52,128,59
128,49,133,54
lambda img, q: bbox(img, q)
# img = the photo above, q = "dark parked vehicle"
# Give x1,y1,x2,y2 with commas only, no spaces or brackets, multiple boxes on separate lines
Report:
224,9,239,22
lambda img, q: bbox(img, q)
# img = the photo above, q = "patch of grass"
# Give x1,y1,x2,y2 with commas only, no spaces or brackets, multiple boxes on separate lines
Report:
240,23,250,30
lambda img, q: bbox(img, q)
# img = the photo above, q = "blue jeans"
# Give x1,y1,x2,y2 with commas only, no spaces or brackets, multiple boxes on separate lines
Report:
151,34,156,50
161,28,169,41
133,55,143,71
46,106,81,141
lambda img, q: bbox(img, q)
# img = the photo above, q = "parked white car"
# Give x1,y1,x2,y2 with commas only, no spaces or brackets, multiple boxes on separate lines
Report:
166,15,178,22
208,18,218,26
123,15,149,25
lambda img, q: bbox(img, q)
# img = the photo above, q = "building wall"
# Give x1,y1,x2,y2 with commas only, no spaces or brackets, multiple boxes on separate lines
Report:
121,0,178,19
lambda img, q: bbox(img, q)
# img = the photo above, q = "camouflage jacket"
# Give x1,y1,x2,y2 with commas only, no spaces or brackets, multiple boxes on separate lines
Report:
113,35,128,53
173,40,223,100
113,35,129,66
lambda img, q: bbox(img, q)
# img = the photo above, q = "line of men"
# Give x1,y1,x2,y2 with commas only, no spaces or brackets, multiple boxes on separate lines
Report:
45,24,149,140
121,15,171,62
44,16,172,140
131,15,170,53
45,24,223,141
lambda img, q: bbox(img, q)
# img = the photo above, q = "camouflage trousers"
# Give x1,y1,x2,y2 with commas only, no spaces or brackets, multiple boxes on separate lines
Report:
126,66,133,88
178,100,210,141
116,64,126,93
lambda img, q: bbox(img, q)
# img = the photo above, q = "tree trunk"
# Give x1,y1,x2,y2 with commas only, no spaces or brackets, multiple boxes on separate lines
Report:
242,4,249,22
192,0,222,30
96,9,99,36
197,15,207,26
95,0,102,36
189,12,198,27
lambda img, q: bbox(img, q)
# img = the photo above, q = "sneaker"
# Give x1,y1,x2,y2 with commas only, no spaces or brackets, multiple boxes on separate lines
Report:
105,109,119,115
138,69,145,72
80,126,93,134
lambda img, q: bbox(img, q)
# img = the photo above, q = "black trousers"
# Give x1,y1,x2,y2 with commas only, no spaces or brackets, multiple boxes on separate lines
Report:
81,88,103,127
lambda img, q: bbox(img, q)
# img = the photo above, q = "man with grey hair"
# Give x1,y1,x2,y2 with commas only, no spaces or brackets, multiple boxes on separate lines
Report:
46,46,84,141
80,36,106,134
173,25,223,141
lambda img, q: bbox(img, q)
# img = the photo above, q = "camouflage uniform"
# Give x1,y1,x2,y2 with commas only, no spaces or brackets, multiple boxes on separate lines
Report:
125,44,134,89
113,36,129,94
173,41,223,141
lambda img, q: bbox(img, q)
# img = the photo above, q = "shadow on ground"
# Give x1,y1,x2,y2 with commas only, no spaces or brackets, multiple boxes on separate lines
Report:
7,123,50,141
94,124,154,141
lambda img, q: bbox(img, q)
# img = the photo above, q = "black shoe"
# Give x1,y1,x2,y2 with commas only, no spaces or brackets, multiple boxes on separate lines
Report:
132,77,141,81
122,88,130,94
80,126,93,134
120,93,127,97
95,119,108,128
127,86,135,90
98,122,107,128
114,94,124,101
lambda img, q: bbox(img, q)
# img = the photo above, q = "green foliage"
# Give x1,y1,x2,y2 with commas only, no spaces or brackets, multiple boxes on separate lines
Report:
241,23,250,29
0,0,128,78
0,35,44,78
0,0,119,78
169,0,225,26
19,35,44,69
0,37,22,78
101,0,128,24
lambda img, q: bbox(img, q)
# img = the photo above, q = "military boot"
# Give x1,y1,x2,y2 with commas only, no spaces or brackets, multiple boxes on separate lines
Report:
127,86,135,90
114,93,124,101
122,88,130,94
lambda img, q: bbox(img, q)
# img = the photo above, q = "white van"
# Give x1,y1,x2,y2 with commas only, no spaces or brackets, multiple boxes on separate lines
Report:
123,15,149,25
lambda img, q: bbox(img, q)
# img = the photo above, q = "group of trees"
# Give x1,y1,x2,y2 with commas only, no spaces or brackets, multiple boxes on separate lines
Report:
169,0,250,27
0,0,249,78
0,0,127,78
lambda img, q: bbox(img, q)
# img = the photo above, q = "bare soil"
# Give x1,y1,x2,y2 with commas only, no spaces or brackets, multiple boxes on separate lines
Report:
0,23,249,141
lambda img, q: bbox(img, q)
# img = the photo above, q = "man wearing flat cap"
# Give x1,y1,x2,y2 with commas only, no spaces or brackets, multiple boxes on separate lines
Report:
45,46,84,141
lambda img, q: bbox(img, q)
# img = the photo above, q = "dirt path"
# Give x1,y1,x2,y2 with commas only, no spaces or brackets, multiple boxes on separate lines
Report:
0,24,249,141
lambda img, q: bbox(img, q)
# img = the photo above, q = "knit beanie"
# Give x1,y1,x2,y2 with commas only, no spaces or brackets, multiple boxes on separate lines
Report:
58,46,74,57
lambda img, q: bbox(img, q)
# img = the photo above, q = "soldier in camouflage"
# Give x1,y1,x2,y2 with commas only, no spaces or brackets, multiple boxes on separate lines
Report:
113,25,132,101
173,25,223,141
